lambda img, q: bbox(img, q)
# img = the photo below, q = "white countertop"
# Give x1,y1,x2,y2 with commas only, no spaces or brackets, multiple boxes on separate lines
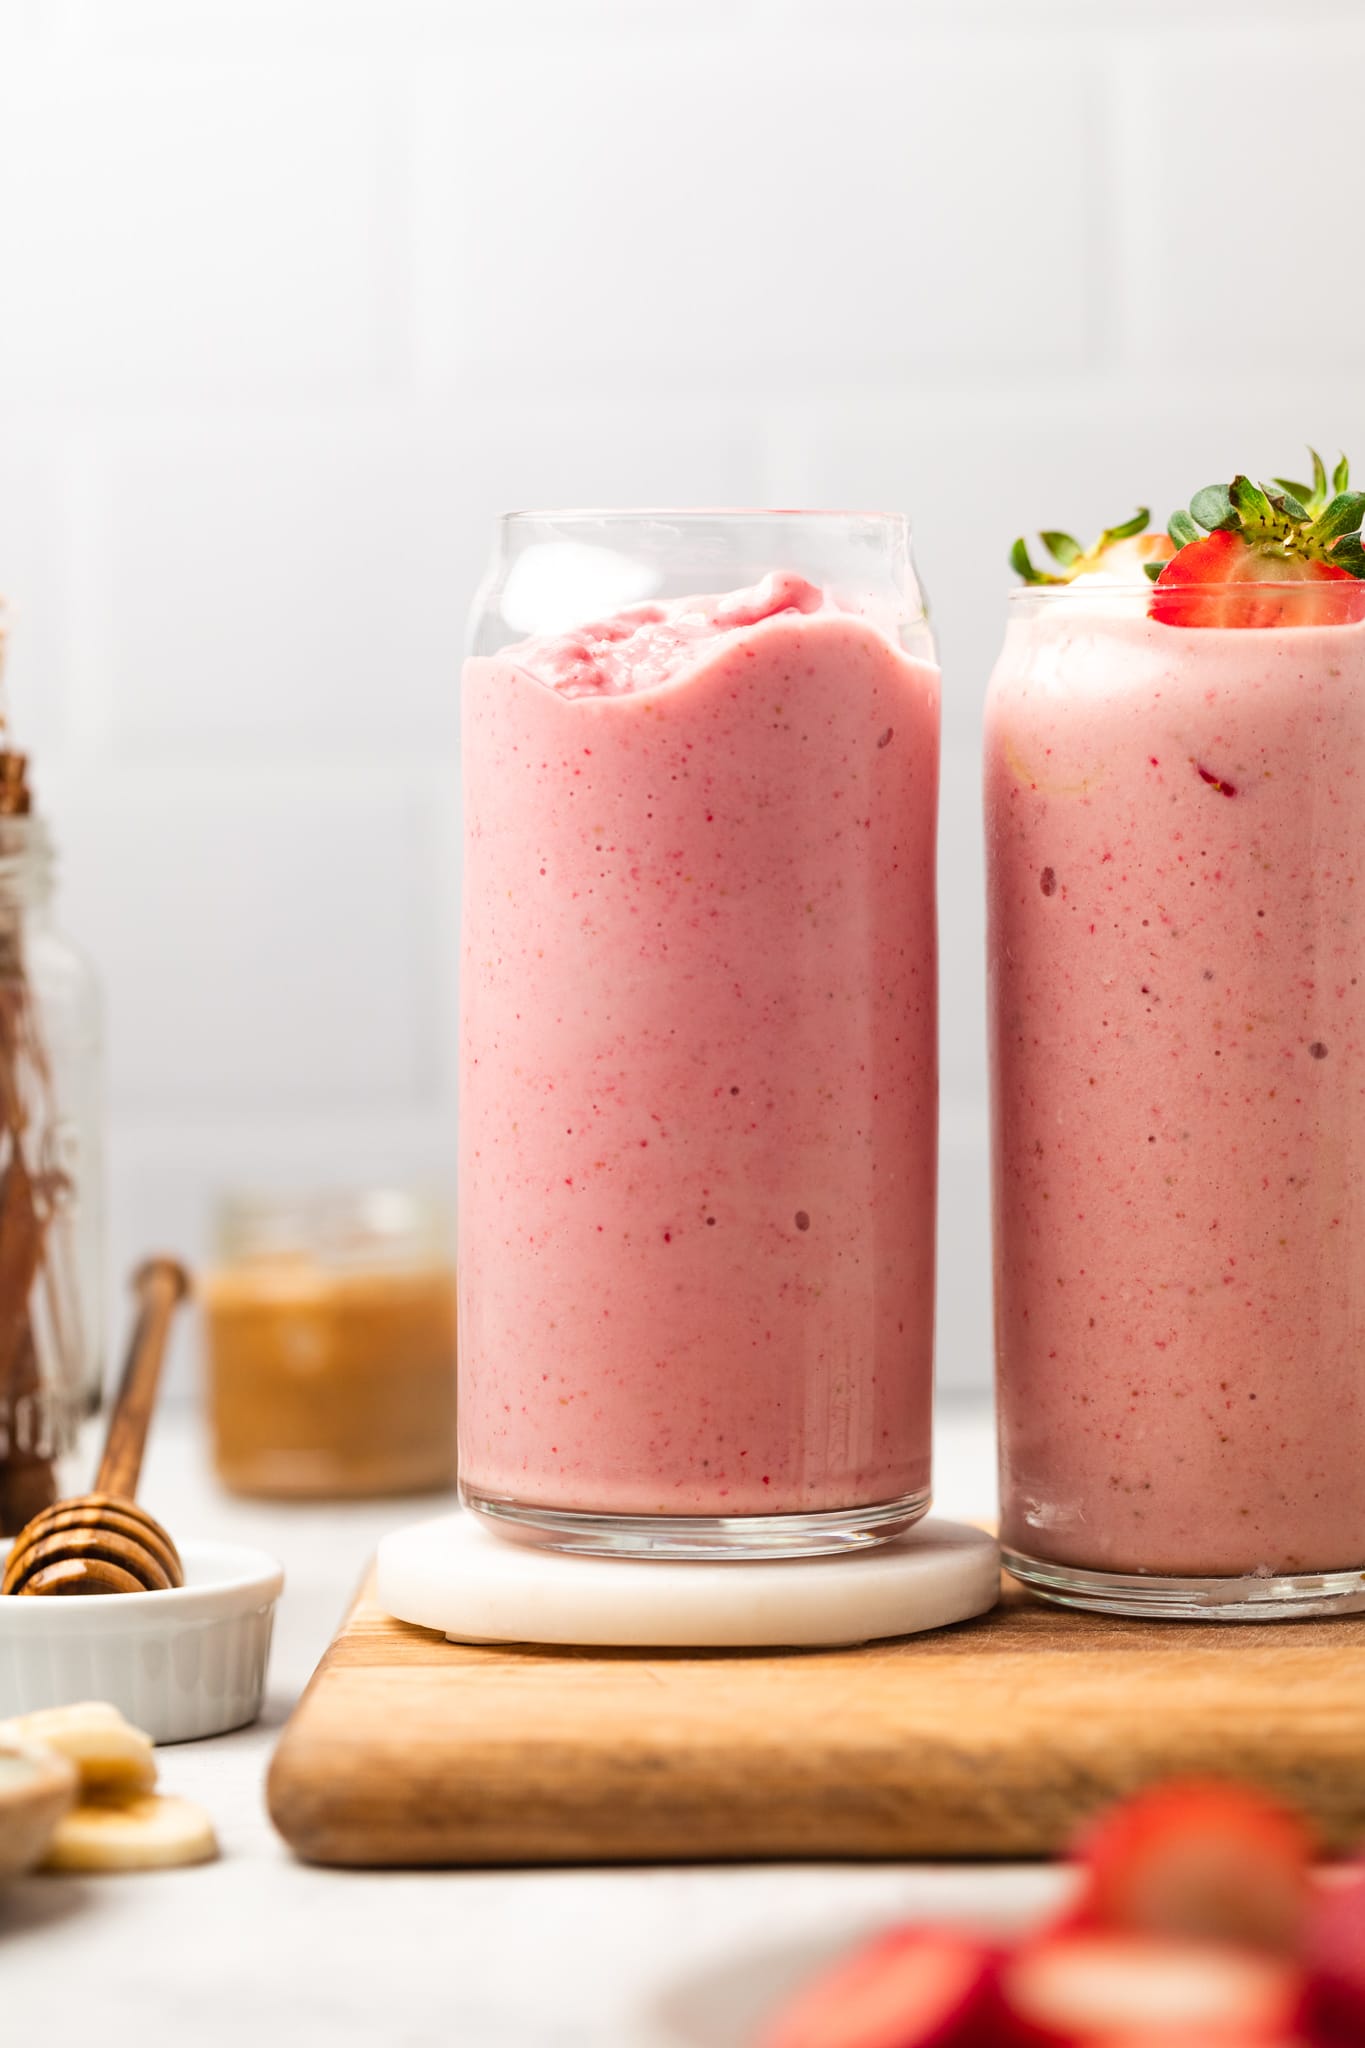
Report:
3,1403,1067,2048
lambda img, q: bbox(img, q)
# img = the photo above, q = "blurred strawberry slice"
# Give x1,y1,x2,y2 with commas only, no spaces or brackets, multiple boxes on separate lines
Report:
1001,1932,1300,2043
1070,1781,1315,1954
1097,2036,1310,2047
1302,1868,1365,2044
760,1927,1002,2048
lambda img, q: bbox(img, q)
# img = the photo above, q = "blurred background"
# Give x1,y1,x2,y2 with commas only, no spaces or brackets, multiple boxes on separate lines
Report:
0,0,1362,1399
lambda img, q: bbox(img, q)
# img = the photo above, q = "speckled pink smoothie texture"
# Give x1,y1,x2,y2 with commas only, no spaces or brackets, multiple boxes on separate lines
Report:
460,576,940,1518
987,600,1365,1577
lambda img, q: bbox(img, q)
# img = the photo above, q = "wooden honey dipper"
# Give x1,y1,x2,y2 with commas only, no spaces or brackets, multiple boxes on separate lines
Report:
2,1257,190,1596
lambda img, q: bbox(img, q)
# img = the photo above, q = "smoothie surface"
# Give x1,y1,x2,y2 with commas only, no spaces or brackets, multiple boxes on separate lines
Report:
503,573,879,698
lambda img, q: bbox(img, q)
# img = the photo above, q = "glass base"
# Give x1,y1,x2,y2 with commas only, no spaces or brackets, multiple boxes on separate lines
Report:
461,1484,932,1560
1004,1545,1365,1622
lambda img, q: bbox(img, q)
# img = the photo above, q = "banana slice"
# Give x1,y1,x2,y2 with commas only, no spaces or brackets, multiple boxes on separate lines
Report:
0,1741,77,1879
42,1791,218,1873
0,1702,157,1795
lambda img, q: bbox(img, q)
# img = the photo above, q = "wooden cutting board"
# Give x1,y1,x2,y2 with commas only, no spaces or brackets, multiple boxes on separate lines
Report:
267,1569,1365,1868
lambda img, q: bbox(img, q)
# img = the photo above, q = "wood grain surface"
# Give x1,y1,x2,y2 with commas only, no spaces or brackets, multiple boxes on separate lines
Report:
267,1568,1365,1868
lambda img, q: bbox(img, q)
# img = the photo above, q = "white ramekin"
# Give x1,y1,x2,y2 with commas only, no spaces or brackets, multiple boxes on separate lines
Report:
0,1540,284,1743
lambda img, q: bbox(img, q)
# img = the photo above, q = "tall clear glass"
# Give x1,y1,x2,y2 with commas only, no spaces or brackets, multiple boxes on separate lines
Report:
461,511,939,1557
987,578,1365,1617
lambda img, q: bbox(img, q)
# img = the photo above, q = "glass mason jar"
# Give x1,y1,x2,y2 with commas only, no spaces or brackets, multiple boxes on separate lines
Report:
986,577,1365,1618
460,509,940,1557
0,792,104,1534
201,1188,457,1499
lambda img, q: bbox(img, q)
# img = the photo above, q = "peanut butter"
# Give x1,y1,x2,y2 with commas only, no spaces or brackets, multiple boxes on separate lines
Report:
202,1193,456,1500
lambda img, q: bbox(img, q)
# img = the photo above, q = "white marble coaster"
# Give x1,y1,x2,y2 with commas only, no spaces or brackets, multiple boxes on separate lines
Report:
376,1513,1000,1649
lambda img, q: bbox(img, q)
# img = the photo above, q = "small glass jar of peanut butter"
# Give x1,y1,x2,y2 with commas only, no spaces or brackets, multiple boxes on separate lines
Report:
201,1189,457,1499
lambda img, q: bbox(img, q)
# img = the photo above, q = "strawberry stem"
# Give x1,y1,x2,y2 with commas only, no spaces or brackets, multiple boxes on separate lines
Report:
1009,509,1156,585
1164,450,1365,579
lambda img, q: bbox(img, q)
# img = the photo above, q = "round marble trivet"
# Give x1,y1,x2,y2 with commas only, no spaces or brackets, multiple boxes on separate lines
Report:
375,1514,999,1648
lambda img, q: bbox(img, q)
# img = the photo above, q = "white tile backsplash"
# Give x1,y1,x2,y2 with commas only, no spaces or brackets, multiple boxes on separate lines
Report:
938,1102,993,1399
1146,38,1365,369
83,415,466,750
54,0,748,46
47,768,446,1116
412,39,1104,391
0,63,388,392
0,2,1361,1397
0,424,72,755
53,0,440,44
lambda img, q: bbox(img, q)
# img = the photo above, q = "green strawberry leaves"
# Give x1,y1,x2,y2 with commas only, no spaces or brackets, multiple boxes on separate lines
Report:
1188,487,1234,533
1271,450,1348,518
1015,457,1365,591
1010,536,1065,585
1309,491,1365,547
1229,476,1275,529
1165,450,1365,579
1009,509,1154,585
1268,485,1310,523
1099,508,1152,547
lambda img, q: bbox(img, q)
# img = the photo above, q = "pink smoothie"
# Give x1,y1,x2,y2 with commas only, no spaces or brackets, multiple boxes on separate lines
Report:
987,594,1365,1576
460,574,940,1517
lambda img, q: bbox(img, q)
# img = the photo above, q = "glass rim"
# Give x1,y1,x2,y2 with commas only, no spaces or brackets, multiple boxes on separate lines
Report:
1008,578,1365,599
497,506,909,528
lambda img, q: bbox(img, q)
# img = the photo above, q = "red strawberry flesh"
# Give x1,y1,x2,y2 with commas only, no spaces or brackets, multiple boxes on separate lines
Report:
1098,2035,1310,2047
1150,530,1364,629
1002,1932,1301,2042
1302,1869,1365,2044
1070,1780,1314,1954
760,1927,1002,2048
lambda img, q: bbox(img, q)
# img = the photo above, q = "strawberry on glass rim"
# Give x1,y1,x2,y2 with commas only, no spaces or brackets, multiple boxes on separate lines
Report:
1010,508,1174,587
1009,452,1365,627
1148,449,1365,628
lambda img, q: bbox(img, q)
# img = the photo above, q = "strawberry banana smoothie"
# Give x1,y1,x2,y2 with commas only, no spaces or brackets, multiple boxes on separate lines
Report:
460,545,940,1551
990,460,1365,1612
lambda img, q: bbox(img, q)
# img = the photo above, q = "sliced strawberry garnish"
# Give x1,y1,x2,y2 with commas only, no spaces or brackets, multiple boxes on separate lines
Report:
1011,508,1171,588
1001,1932,1301,2044
1148,461,1365,628
759,1927,1003,2048
1068,1779,1316,1955
1085,529,1176,583
1149,528,1359,629
1093,2035,1309,2047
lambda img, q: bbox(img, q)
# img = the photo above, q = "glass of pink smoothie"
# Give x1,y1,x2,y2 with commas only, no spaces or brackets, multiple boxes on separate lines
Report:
460,511,940,1556
987,577,1365,1617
